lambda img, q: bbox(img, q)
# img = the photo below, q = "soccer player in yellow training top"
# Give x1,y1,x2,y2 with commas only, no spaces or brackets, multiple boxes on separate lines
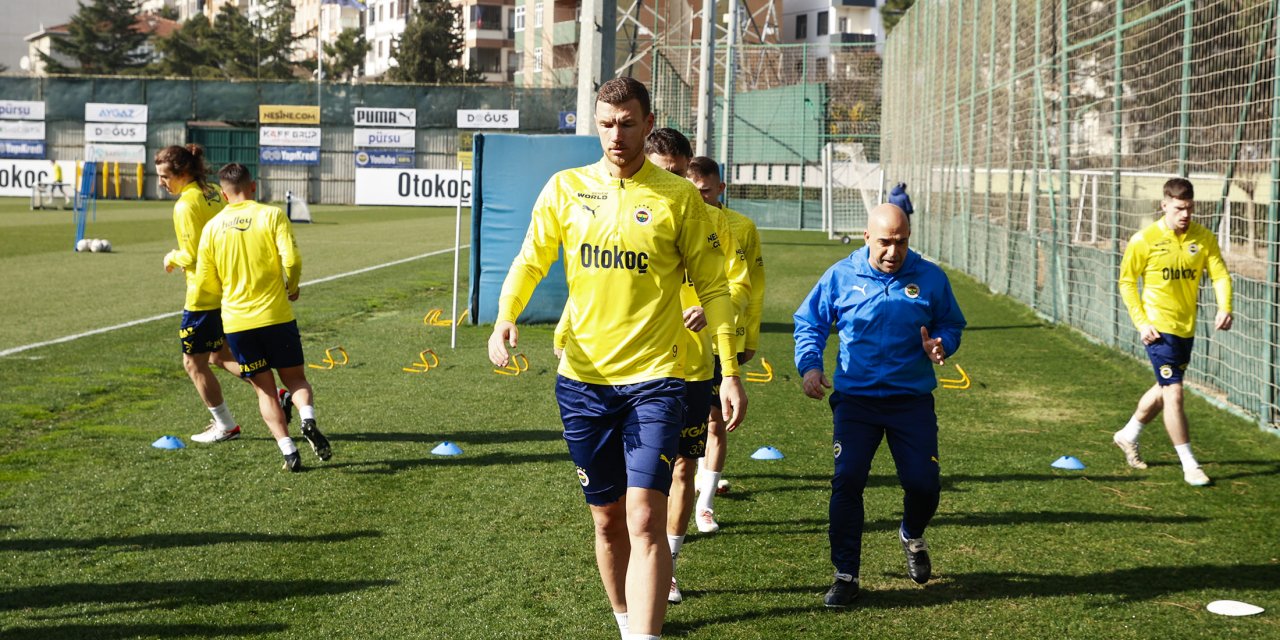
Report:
685,155,766,535
1115,177,1232,487
636,131,751,606
195,163,331,472
156,144,244,444
488,78,747,640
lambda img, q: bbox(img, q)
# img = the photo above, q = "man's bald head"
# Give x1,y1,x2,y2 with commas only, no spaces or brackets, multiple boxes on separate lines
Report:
864,203,911,274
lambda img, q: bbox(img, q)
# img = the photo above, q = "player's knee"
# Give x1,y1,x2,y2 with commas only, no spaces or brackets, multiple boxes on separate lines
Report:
831,469,870,494
182,354,208,377
901,475,941,496
592,509,628,541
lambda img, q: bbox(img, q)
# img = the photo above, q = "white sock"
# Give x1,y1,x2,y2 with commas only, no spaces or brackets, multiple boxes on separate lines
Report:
1174,443,1199,470
209,403,236,430
299,405,316,421
667,534,684,559
1116,417,1144,442
277,437,297,455
613,611,629,638
696,471,720,513
627,635,660,640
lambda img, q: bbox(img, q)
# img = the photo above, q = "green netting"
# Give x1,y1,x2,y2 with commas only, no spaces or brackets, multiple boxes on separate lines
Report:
193,81,260,122
729,83,827,164
146,81,193,122
883,0,1280,430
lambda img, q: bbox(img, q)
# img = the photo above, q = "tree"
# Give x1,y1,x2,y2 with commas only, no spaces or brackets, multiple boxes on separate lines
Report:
881,0,916,34
254,0,311,80
386,0,479,83
41,0,150,75
148,13,221,78
323,27,370,82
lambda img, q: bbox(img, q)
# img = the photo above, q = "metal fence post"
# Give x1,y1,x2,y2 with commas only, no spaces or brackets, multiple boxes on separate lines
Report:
1110,0,1124,348
1266,0,1280,429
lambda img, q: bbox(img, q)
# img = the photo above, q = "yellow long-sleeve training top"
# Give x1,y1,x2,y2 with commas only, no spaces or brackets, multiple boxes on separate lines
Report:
722,206,765,352
195,200,301,334
1118,218,1232,338
164,181,226,311
678,202,751,382
499,158,741,384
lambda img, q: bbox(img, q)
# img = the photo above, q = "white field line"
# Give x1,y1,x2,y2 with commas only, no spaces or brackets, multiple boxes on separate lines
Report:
0,245,468,358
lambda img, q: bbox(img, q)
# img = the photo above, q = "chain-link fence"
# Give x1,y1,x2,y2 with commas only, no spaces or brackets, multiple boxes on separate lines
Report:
882,0,1280,430
649,42,883,232
0,76,573,203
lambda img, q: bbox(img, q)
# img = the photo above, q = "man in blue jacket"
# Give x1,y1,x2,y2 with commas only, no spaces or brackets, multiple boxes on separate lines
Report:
793,203,965,608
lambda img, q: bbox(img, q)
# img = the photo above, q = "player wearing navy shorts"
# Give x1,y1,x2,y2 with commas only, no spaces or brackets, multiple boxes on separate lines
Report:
488,79,747,640
195,163,330,472
156,144,244,444
1114,177,1233,486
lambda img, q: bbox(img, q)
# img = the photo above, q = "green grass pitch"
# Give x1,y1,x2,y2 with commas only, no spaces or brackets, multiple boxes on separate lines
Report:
1,196,1277,639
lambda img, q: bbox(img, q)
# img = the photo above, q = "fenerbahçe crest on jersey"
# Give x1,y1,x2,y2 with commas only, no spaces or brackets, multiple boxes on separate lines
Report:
498,158,739,385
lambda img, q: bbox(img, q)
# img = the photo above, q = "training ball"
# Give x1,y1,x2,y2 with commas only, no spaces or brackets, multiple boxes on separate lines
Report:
90,239,106,253
100,239,112,253
76,238,90,252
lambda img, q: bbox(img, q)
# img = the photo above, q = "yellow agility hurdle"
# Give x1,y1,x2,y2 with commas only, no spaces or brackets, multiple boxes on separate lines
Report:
939,364,971,390
403,349,441,374
424,308,470,327
493,353,530,376
745,357,774,384
307,346,349,370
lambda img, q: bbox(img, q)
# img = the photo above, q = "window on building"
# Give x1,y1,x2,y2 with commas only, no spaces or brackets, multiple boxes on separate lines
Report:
838,17,848,33
471,5,502,30
817,11,828,36
509,50,522,72
533,46,543,72
796,14,807,39
400,0,410,18
534,1,543,28
514,5,525,32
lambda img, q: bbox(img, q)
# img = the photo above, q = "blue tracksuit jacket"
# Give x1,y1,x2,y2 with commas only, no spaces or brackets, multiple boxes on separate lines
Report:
794,247,965,397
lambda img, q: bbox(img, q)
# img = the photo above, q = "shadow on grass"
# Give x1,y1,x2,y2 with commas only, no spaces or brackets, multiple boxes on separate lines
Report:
0,622,289,639
671,564,1279,632
862,563,1280,607
338,429,564,446
0,578,396,613
326,450,567,475
0,529,382,552
699,511,1209,539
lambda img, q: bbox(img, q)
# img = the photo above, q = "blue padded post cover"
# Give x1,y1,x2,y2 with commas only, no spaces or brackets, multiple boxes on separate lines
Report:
470,133,602,324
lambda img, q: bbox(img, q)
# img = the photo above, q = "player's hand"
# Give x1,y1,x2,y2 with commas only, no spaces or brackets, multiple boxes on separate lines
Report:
163,250,178,273
489,320,518,367
683,306,706,331
288,290,299,301
921,326,946,365
738,348,756,365
553,347,564,360
1139,324,1160,345
720,375,747,431
1215,312,1233,331
802,369,831,400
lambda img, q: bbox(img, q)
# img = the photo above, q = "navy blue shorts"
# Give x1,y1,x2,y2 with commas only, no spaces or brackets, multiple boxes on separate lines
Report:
179,309,226,355
556,375,685,505
225,320,305,378
679,380,715,458
1145,333,1194,385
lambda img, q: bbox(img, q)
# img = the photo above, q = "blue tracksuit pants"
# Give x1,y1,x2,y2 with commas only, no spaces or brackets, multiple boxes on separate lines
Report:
828,391,941,577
